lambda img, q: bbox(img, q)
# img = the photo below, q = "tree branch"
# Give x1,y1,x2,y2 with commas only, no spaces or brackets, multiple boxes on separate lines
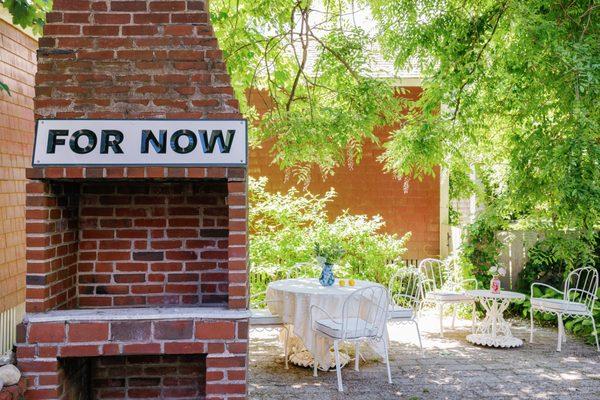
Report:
451,1,509,122
307,30,360,81
286,5,309,111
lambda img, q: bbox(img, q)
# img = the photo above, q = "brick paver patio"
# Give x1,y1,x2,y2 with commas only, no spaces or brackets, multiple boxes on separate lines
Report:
248,313,600,399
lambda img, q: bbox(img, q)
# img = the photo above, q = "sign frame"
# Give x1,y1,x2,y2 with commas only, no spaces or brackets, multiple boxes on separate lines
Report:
32,118,248,168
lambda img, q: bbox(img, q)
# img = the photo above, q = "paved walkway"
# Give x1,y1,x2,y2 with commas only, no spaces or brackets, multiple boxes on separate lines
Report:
248,314,600,399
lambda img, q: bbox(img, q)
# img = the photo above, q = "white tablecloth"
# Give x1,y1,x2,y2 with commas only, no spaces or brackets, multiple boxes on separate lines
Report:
266,278,388,367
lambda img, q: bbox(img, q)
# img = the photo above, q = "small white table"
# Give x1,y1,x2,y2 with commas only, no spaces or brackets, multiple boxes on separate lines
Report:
266,278,387,369
466,289,526,348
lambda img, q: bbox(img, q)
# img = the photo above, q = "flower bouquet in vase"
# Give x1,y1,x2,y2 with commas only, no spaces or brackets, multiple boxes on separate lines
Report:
314,242,345,287
489,266,506,294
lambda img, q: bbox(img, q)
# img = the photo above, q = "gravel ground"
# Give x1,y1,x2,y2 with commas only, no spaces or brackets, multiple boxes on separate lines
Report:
248,313,600,399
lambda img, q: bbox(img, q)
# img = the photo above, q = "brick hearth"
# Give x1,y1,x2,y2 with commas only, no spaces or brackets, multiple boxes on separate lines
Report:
17,309,248,399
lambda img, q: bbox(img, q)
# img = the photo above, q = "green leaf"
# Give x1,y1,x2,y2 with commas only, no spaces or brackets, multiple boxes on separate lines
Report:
565,320,573,330
2,0,52,35
0,81,11,96
543,313,555,321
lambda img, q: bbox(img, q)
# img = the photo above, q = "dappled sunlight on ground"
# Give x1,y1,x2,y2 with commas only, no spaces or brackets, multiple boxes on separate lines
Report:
248,312,600,399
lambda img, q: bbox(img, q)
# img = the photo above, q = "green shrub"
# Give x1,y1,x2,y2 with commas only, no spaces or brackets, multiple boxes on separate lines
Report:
517,232,597,292
459,211,507,287
249,177,411,295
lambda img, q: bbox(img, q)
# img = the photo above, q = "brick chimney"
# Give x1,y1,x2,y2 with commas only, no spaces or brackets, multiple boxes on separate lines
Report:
16,1,249,399
36,0,240,120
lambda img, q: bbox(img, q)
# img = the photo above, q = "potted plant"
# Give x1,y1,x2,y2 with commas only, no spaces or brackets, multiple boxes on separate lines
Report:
314,242,345,286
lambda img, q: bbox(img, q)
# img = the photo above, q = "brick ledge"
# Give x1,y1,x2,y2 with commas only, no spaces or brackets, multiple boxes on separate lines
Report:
26,166,246,180
25,306,250,323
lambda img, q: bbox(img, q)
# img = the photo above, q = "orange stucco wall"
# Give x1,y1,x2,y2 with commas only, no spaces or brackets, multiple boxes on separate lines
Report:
247,87,440,260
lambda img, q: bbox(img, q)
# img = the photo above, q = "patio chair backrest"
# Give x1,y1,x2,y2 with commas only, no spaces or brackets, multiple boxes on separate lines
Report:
565,267,599,312
340,285,389,341
388,267,422,310
418,258,447,294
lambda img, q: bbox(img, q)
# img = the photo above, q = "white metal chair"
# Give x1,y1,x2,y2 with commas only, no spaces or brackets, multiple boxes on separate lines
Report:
249,266,290,369
530,266,599,352
387,267,423,355
418,258,477,336
310,285,391,392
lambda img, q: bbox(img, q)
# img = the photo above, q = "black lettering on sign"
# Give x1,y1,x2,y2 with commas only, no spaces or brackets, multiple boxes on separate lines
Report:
141,130,167,153
70,129,97,154
170,129,197,154
47,130,69,153
200,130,235,153
100,130,124,154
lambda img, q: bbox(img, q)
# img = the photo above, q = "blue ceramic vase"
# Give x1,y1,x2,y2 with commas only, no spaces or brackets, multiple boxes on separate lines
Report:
319,263,335,286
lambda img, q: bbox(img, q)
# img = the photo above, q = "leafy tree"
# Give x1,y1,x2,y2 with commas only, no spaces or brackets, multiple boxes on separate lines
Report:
210,0,406,182
0,0,52,94
212,0,599,239
368,0,599,235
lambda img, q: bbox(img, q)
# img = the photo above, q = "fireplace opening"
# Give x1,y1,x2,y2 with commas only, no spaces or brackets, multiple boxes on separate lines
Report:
59,354,207,400
27,178,229,311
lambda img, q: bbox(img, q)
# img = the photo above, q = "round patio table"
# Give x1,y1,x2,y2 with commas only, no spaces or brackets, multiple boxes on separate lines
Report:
466,289,526,348
266,278,388,369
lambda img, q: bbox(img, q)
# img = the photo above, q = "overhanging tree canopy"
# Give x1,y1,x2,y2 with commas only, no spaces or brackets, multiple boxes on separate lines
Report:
369,0,599,232
212,0,599,233
210,0,407,182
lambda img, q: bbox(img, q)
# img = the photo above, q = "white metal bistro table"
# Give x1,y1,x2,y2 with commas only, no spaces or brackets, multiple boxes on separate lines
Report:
266,278,388,369
466,289,526,348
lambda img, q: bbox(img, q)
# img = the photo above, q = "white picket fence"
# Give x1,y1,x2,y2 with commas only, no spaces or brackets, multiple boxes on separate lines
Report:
0,302,25,355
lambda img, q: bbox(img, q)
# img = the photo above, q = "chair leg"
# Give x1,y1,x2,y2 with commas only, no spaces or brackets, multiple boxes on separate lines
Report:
471,302,476,334
333,340,343,392
354,342,360,372
591,316,600,352
451,306,457,329
414,320,424,357
313,333,318,377
438,303,444,337
557,314,563,352
530,308,535,343
283,327,289,370
383,337,392,384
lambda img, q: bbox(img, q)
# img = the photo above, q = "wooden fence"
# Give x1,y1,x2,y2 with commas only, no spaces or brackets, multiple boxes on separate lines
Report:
496,230,542,290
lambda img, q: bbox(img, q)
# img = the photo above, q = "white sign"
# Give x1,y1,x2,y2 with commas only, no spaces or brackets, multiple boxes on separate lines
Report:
33,119,247,166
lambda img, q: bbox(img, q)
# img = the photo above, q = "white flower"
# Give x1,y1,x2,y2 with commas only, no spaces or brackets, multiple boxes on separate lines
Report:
498,267,507,277
489,266,498,274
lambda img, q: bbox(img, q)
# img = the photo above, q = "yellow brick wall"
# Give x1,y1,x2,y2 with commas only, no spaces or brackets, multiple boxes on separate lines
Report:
0,19,37,312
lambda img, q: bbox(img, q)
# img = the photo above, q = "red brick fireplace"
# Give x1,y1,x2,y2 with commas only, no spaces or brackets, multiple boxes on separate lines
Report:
16,1,249,399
